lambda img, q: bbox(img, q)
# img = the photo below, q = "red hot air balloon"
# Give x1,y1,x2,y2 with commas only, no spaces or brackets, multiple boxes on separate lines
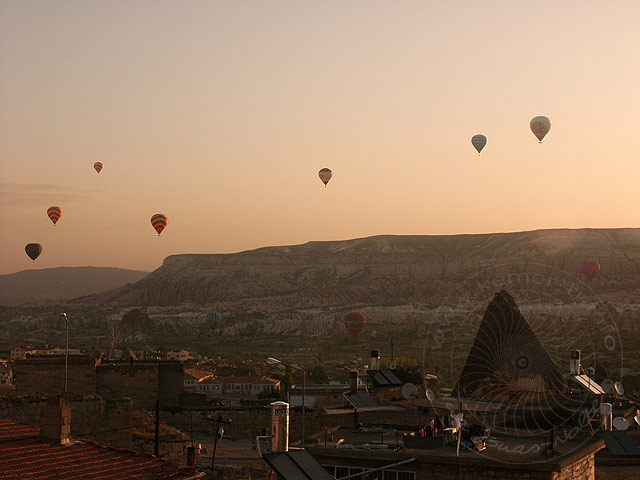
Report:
581,261,600,280
47,206,62,226
25,243,42,262
94,162,103,173
343,312,366,339
150,214,167,236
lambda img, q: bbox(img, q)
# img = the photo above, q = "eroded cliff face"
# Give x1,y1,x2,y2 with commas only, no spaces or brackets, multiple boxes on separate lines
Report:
73,229,640,308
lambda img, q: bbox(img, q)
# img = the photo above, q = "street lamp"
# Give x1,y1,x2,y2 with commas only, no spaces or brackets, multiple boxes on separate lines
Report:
60,313,69,394
267,357,305,446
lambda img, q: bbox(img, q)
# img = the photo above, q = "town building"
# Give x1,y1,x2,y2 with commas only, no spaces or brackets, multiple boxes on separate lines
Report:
197,376,280,400
184,368,214,390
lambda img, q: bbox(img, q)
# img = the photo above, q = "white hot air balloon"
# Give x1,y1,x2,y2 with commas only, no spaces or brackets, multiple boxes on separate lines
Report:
471,134,487,155
318,168,332,187
530,116,551,143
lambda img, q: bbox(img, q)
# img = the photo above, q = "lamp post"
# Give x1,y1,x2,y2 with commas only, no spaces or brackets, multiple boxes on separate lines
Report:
267,357,305,446
60,313,69,394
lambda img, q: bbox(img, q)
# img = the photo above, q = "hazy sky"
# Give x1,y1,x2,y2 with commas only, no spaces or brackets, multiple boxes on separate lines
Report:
1,1,639,274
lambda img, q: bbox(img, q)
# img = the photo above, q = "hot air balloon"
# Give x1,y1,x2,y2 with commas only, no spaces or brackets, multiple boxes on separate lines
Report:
581,261,600,280
25,243,42,262
343,312,366,339
318,168,332,187
47,206,62,226
150,214,167,236
94,162,103,173
530,116,551,143
471,134,487,155
206,312,221,328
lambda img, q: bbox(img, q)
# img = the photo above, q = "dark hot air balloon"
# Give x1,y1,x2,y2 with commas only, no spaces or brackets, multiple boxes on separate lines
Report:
94,162,103,173
47,206,62,226
581,261,600,280
530,116,551,143
25,243,42,262
318,168,332,187
150,214,167,236
206,312,221,328
343,312,366,339
471,134,487,155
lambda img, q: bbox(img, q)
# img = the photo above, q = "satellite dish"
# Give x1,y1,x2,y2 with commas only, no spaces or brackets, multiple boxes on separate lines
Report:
615,381,624,396
401,383,417,400
389,363,397,370
426,389,435,402
602,379,614,394
613,417,629,431
634,415,640,426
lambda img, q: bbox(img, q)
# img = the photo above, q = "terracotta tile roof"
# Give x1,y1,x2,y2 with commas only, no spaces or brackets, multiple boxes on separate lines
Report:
0,418,204,480
183,368,214,381
204,376,280,385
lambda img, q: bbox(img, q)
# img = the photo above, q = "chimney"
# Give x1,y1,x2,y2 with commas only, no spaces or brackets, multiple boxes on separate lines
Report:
186,446,195,467
271,401,289,453
40,396,71,444
601,403,612,431
370,349,380,370
570,350,581,375
349,370,359,394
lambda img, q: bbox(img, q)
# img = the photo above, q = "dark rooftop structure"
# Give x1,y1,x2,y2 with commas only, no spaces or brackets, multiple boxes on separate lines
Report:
456,290,565,401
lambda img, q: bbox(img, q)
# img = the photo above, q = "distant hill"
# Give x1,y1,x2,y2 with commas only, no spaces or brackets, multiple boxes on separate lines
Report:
74,228,640,308
0,267,149,306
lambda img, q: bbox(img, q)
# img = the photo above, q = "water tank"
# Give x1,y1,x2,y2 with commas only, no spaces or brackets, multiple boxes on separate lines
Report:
271,401,289,452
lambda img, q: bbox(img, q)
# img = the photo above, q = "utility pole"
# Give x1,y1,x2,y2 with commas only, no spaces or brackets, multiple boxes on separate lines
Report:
60,313,69,394
154,399,160,457
210,415,224,476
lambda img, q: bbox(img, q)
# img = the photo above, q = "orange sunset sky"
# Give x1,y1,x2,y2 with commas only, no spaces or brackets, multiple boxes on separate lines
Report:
1,1,639,275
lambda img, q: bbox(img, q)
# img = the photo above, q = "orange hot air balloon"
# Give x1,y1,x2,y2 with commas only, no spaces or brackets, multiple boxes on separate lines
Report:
94,162,103,173
343,312,366,339
25,243,42,262
581,261,600,280
47,206,62,226
151,214,167,236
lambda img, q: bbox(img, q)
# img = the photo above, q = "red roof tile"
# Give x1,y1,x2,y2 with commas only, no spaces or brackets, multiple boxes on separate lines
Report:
0,418,204,480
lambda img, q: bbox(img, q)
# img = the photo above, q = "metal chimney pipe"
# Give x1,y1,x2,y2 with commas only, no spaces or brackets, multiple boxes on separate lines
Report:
601,403,612,431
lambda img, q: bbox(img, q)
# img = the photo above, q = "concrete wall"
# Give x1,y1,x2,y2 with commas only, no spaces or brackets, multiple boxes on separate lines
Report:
310,447,599,480
0,395,133,449
13,355,96,396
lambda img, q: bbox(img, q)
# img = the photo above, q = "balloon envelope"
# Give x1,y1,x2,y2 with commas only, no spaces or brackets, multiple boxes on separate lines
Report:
93,162,103,173
530,116,551,142
318,168,332,186
150,214,167,236
206,311,221,327
47,206,62,226
471,134,487,154
581,260,600,280
25,243,42,262
343,312,366,338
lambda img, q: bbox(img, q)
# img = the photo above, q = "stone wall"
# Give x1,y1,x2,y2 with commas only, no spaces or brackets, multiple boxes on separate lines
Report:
0,395,133,449
96,361,183,410
13,355,96,396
